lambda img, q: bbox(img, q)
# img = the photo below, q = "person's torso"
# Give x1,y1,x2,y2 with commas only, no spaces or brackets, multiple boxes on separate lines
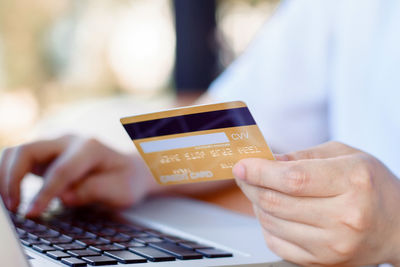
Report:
329,0,400,175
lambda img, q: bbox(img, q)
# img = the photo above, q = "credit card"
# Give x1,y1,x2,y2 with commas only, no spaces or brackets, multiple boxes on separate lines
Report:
120,101,274,185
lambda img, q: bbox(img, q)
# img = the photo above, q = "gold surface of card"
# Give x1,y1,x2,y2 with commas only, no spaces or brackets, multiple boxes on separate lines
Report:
121,101,274,185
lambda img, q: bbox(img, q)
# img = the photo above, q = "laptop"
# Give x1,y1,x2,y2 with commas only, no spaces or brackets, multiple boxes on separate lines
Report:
0,189,285,266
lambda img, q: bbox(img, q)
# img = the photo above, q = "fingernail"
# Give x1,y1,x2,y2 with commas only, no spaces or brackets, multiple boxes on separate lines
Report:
233,163,246,180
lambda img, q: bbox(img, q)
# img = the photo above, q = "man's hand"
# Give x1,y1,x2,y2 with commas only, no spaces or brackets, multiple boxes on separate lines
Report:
0,135,155,217
233,141,400,266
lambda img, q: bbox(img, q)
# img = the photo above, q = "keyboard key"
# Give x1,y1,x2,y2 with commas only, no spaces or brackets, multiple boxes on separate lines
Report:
149,242,203,260
46,250,71,260
134,237,163,244
88,244,123,253
20,237,42,246
128,246,175,262
53,242,86,251
75,238,110,247
22,219,37,229
81,255,118,266
18,232,28,239
61,257,87,267
122,232,149,238
94,228,116,237
49,220,73,231
32,244,56,253
113,225,133,232
117,224,146,232
104,250,147,264
179,242,212,250
32,224,48,232
114,240,146,249
34,230,60,238
145,230,164,237
70,232,96,240
163,235,191,243
16,227,26,236
64,227,86,235
107,233,130,242
195,248,233,258
67,249,101,257
40,235,73,245
27,233,39,240
84,224,103,232
101,221,120,228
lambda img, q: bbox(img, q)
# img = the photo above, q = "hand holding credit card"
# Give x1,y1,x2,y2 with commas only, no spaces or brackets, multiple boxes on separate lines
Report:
121,101,274,185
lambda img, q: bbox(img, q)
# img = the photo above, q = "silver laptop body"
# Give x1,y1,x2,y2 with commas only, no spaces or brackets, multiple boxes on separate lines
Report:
1,195,282,266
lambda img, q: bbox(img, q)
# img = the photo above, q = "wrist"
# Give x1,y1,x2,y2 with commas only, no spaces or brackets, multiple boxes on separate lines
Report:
387,225,400,266
385,177,400,266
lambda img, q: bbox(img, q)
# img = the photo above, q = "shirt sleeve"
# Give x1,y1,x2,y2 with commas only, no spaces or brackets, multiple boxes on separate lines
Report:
208,0,334,153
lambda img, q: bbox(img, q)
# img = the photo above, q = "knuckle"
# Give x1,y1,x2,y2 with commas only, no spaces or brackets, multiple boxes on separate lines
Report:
14,144,28,157
329,238,359,259
262,231,278,252
257,209,274,231
349,154,374,191
250,159,267,185
343,205,370,232
284,164,309,195
295,150,316,160
259,190,281,214
87,137,100,146
262,231,313,267
327,140,346,148
51,165,69,178
281,153,295,161
80,179,103,203
82,137,101,150
59,134,76,142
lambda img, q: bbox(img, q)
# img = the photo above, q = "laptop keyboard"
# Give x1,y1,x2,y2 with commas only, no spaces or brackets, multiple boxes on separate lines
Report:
9,210,232,266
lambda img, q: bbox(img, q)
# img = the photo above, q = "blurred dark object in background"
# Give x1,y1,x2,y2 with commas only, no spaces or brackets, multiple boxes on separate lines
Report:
0,0,277,147
173,0,219,95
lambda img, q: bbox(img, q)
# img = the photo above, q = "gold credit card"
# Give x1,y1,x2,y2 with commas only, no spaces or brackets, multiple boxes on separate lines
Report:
120,101,274,185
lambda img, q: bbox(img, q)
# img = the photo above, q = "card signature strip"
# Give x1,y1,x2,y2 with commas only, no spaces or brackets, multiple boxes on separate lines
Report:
122,107,256,139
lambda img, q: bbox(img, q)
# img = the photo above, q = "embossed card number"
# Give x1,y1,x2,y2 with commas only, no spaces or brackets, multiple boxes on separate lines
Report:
121,101,274,185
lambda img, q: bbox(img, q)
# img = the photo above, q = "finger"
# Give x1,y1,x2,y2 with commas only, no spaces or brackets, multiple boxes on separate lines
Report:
233,157,351,197
280,141,358,161
6,138,68,211
0,148,12,203
254,206,329,259
262,230,316,265
26,140,102,217
236,181,336,227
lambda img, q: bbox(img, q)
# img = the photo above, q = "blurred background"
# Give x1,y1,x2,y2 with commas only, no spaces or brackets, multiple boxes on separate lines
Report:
0,0,280,148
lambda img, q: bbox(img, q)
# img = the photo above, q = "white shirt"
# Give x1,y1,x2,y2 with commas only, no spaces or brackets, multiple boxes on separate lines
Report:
209,0,400,176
